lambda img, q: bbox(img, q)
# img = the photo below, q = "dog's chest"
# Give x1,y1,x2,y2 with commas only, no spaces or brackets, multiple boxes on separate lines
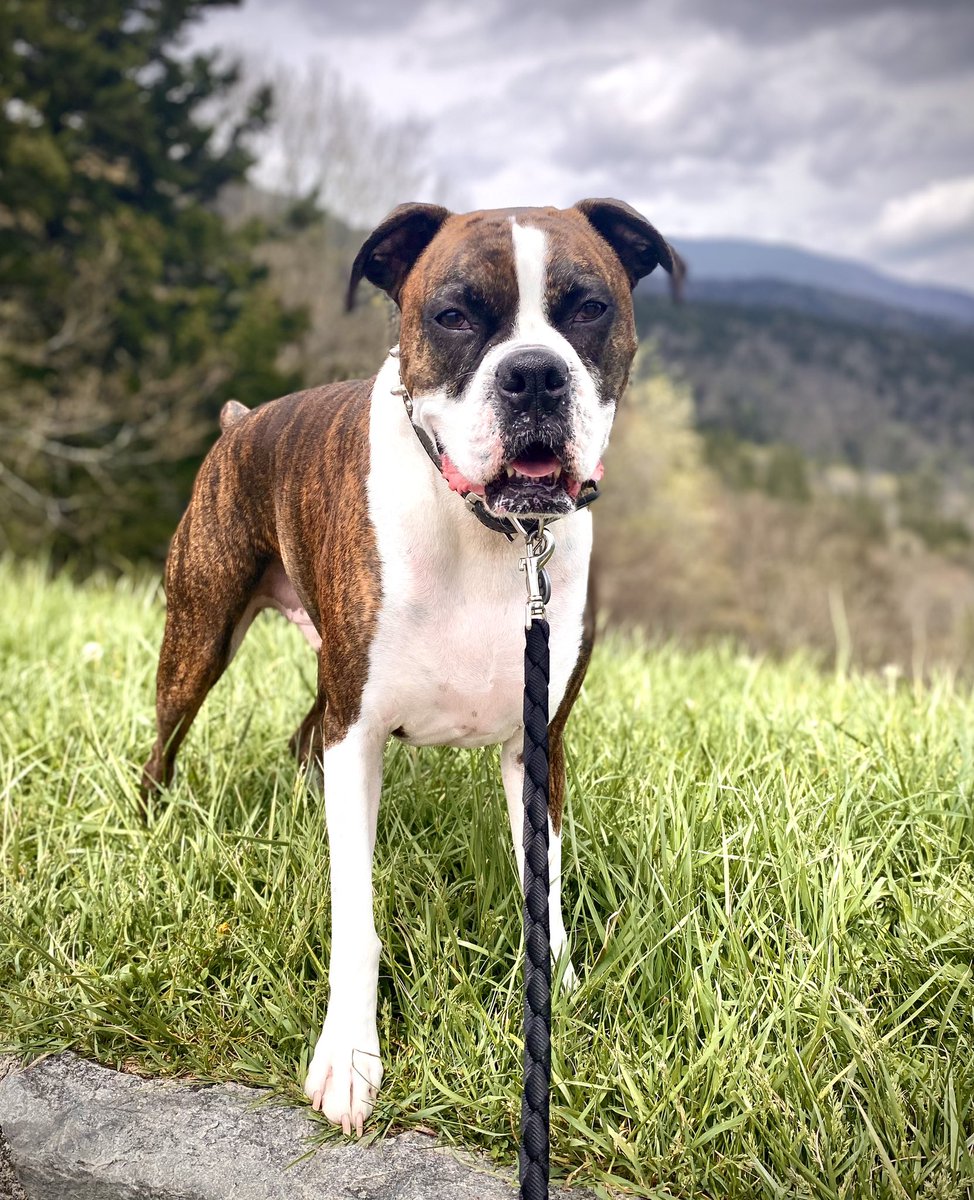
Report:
363,370,591,749
366,553,533,747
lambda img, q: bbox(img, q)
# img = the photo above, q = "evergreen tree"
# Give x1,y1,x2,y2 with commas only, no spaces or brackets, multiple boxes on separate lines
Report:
0,0,305,565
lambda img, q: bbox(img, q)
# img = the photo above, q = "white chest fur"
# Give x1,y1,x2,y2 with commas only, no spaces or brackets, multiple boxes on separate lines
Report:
362,357,592,748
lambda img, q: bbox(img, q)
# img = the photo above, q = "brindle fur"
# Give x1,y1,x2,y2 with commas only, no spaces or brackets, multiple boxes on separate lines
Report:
547,573,597,832
141,380,380,798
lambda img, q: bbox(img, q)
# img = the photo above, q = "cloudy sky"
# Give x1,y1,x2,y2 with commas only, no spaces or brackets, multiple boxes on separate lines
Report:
192,0,974,291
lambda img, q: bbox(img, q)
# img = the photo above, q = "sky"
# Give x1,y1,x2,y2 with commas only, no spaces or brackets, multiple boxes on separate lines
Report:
191,0,974,292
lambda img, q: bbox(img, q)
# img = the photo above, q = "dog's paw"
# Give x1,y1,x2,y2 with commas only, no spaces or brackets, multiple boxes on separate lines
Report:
304,1020,383,1136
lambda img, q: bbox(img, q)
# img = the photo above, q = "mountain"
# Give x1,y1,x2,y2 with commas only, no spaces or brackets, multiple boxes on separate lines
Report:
633,291,974,477
657,277,964,338
642,237,974,328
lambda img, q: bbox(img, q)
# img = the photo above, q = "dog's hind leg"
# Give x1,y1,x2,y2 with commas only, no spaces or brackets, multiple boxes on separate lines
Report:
141,503,266,804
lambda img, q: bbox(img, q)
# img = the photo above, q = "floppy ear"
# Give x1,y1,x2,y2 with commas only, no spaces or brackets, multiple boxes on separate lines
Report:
574,197,686,299
346,202,452,311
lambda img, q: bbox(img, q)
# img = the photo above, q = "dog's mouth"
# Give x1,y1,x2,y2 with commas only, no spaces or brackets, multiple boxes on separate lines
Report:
439,440,600,517
484,442,580,516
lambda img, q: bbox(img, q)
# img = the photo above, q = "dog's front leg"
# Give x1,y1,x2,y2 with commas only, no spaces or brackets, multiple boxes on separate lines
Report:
501,733,578,990
305,721,385,1134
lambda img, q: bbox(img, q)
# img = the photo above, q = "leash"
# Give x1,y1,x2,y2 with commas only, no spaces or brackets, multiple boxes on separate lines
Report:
391,350,593,1199
515,520,555,1200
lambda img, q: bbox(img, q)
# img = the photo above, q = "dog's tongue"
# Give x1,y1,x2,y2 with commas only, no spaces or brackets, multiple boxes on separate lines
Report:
439,452,604,499
440,453,485,496
510,453,561,478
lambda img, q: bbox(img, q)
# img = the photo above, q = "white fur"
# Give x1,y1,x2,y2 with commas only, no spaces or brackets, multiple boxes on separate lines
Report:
364,355,591,749
409,219,614,490
510,223,614,482
303,356,590,1130
511,222,548,333
304,722,384,1134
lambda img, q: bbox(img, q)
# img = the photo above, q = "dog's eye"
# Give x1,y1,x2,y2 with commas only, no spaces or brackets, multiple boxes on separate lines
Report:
436,309,472,330
572,300,607,324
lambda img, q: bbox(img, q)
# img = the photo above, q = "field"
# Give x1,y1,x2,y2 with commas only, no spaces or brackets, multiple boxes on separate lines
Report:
2,558,973,1199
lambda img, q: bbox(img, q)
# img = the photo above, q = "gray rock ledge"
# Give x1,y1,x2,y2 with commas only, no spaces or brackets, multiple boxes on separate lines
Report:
0,1052,595,1199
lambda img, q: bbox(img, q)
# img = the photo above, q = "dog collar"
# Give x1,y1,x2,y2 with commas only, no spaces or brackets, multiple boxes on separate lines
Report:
389,347,600,541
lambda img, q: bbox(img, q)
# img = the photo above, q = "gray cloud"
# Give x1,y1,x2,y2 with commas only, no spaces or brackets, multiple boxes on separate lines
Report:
192,0,974,289
852,7,974,80
677,0,971,45
267,0,425,35
275,0,974,71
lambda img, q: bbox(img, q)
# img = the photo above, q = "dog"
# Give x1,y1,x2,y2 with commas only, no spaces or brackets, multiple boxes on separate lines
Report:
141,199,683,1134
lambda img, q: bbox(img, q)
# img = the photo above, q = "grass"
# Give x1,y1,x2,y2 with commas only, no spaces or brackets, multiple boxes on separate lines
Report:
1,557,974,1199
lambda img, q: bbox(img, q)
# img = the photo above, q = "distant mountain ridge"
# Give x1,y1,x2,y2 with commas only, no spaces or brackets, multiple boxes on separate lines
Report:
634,288,974,477
642,237,974,328
659,276,964,339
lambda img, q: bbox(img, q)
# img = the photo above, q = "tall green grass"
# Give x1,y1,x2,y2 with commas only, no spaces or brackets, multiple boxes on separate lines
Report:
1,558,973,1198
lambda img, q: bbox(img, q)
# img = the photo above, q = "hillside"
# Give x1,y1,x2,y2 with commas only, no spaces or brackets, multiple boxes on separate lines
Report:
597,371,974,676
634,292,974,477
647,275,968,338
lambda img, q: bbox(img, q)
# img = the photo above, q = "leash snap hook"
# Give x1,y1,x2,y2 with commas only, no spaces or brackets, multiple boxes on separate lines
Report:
514,519,555,629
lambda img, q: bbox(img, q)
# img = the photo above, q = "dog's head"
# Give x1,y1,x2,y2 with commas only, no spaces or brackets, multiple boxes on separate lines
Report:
348,200,684,518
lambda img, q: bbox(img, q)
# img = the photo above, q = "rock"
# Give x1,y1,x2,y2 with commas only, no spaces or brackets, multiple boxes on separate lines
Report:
0,1057,28,1200
0,1053,593,1199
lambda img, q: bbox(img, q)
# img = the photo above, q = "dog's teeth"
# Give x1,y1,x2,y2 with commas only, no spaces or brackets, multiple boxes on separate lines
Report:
505,464,515,477
552,465,562,481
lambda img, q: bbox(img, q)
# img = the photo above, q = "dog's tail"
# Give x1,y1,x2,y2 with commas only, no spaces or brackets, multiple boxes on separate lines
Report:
219,400,250,433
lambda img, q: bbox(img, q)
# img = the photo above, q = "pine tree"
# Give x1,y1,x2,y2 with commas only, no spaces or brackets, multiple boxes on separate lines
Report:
0,0,305,565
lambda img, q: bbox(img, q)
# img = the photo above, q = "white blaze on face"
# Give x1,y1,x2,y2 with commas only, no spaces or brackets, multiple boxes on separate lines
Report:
511,222,548,337
409,217,614,489
509,221,612,482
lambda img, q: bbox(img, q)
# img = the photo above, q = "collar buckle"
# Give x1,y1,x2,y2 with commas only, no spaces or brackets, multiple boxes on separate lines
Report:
513,520,555,628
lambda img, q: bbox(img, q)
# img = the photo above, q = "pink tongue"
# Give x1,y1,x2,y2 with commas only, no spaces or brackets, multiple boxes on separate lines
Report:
440,453,485,496
439,452,604,501
511,454,561,478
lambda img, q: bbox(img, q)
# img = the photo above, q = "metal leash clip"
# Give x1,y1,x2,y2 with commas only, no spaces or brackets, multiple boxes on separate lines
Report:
513,519,555,629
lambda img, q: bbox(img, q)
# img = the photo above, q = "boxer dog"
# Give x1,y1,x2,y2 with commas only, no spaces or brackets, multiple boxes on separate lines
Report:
141,199,683,1134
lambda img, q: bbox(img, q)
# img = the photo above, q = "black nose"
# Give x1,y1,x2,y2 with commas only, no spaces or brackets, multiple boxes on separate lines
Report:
494,346,569,414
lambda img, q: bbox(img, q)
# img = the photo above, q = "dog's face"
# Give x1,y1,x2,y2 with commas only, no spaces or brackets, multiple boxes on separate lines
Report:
348,200,683,517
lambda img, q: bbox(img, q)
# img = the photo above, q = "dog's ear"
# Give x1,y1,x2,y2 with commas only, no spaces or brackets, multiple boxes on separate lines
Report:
574,198,685,299
347,203,452,311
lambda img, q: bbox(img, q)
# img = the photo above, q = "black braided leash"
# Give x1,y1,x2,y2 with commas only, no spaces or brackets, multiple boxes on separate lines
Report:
520,615,552,1200
513,522,557,1200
